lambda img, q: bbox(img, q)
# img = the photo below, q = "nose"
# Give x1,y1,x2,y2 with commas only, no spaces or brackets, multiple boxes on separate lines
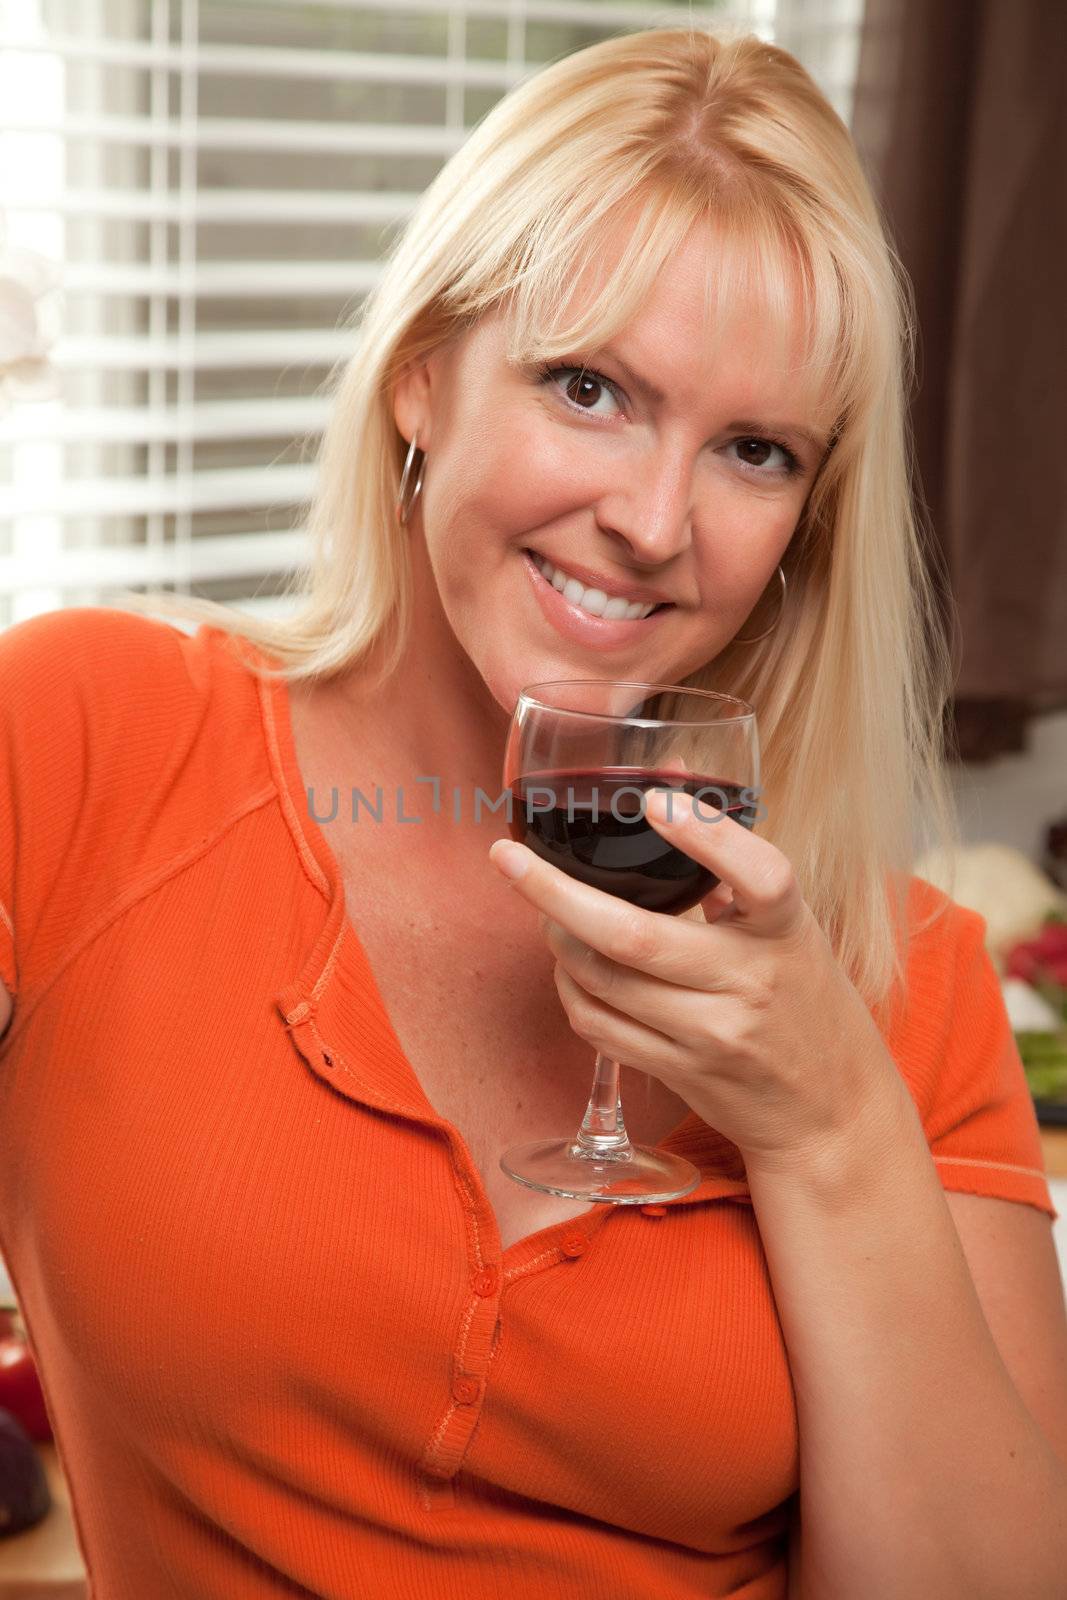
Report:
593,440,695,568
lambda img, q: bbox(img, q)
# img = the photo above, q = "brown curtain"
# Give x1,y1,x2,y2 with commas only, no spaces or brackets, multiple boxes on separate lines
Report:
851,0,1067,761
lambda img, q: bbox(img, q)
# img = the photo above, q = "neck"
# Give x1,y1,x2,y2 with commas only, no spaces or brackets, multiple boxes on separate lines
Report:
319,530,512,818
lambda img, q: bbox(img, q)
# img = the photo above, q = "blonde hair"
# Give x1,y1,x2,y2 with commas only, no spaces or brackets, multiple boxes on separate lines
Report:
123,26,960,1028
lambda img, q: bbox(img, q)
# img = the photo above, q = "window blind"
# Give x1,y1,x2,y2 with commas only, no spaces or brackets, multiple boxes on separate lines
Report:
0,0,864,626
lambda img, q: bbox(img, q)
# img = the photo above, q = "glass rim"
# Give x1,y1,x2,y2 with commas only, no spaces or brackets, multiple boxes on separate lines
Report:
517,679,756,727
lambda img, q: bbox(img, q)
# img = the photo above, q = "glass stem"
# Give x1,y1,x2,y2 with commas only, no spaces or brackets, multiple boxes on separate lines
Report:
569,1054,634,1161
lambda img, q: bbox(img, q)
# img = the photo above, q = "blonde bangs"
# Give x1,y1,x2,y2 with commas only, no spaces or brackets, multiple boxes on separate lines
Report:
501,185,695,365
461,169,861,461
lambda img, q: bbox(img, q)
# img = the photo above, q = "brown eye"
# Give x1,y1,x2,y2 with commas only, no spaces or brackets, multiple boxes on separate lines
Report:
566,371,605,409
731,437,799,476
539,364,622,417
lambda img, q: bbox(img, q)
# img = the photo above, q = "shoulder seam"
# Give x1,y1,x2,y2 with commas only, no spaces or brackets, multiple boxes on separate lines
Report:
3,779,280,1046
255,657,330,900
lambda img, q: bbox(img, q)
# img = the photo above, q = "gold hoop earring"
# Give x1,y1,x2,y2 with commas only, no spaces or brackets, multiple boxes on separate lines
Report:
396,430,425,526
735,564,786,644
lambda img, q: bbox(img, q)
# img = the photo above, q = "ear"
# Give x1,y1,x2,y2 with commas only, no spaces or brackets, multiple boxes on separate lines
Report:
392,356,436,452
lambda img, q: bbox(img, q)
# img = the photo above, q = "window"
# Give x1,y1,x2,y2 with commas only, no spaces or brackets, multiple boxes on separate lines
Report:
0,0,865,627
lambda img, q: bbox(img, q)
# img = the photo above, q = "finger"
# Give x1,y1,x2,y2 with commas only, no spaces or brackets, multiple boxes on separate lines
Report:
489,837,716,983
695,882,736,924
552,962,681,1075
547,922,729,1041
644,789,803,937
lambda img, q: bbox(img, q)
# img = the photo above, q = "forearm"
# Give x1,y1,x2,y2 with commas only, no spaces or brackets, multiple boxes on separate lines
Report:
742,1061,1067,1600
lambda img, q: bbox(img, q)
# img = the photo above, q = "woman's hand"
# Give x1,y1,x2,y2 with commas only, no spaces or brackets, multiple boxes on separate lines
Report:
488,789,904,1174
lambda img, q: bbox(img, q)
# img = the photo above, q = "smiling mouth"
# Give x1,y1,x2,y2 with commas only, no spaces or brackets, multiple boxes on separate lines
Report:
523,549,673,620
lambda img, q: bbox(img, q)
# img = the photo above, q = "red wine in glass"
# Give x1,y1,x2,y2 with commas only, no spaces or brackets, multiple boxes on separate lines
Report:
509,767,758,915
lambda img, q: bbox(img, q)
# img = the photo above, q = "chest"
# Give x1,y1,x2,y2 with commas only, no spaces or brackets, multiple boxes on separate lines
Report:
342,870,596,1247
285,680,691,1252
334,850,689,1252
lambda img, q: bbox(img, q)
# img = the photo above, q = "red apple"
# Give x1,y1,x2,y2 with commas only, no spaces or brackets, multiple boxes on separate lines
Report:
0,1336,52,1443
1005,920,1067,990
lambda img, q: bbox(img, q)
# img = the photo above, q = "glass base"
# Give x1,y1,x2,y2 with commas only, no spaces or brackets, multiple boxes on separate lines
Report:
499,1138,701,1203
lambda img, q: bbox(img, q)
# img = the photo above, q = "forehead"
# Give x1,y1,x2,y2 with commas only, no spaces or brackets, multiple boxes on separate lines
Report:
506,210,838,431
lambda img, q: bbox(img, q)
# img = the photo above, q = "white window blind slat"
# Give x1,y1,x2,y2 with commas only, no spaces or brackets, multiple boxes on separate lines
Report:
4,115,472,158
2,36,527,89
257,0,727,24
0,0,865,626
5,463,315,522
46,330,349,373
0,396,331,446
0,528,310,593
53,261,383,299
5,188,420,224
245,0,843,35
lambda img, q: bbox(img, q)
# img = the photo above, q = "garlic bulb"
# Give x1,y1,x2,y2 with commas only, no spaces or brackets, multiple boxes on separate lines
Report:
915,842,1067,971
1001,976,1063,1032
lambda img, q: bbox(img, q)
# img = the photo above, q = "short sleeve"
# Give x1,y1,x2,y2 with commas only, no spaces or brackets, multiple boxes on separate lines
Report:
900,888,1058,1221
0,605,191,1017
0,608,91,1003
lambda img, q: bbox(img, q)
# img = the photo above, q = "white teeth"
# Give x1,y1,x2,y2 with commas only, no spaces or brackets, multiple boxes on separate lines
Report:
530,553,659,621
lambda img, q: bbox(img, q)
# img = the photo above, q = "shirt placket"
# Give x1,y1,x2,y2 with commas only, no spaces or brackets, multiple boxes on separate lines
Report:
277,925,751,1513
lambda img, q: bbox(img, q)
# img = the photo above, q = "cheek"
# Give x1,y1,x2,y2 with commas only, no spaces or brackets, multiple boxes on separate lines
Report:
693,486,802,602
431,410,600,547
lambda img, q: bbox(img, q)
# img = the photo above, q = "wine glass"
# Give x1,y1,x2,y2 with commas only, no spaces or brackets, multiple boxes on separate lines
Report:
500,680,759,1204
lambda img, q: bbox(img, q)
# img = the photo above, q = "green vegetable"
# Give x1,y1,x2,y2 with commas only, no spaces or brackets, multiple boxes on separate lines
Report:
1016,1029,1067,1101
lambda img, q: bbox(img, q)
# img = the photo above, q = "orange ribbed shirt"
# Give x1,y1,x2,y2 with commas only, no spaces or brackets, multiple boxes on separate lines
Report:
0,606,1057,1600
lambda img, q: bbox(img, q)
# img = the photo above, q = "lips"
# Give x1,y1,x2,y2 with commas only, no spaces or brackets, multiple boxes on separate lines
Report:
524,548,672,609
522,548,675,653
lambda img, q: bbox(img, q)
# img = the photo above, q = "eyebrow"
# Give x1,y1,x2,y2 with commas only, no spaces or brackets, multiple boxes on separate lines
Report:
595,345,827,454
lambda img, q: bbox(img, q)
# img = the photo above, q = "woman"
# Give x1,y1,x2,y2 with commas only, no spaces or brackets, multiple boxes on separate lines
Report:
1,26,1066,1600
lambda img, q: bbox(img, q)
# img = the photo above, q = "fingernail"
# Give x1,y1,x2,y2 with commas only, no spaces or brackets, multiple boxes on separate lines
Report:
490,840,528,880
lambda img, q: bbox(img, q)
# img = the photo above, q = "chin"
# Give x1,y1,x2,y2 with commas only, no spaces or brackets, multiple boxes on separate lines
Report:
484,663,550,716
471,648,561,719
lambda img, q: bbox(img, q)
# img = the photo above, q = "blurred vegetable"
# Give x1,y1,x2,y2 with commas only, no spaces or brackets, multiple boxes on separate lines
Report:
1001,911,1067,1110
0,1406,51,1537
1005,917,1067,992
1002,976,1062,1032
0,1332,52,1442
1016,1031,1067,1104
916,843,1067,971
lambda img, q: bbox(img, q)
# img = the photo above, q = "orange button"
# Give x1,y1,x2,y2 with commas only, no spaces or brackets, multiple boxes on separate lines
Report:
452,1375,480,1405
472,1265,499,1297
559,1235,586,1258
641,1204,668,1217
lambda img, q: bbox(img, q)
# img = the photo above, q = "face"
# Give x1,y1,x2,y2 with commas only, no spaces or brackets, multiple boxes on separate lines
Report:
392,219,834,717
